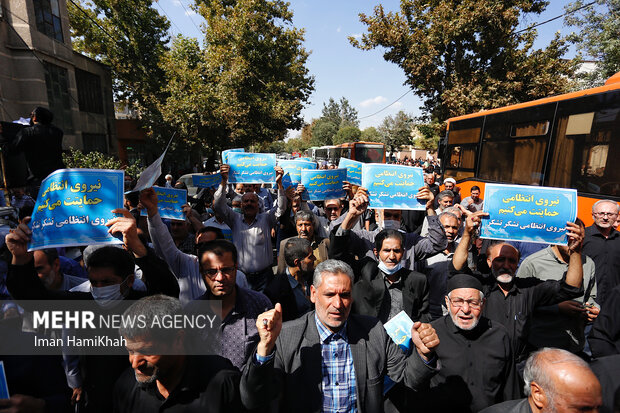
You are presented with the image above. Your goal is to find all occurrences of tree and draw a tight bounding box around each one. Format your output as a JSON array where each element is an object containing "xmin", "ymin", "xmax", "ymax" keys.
[
  {"xmin": 412, "ymin": 123, "xmax": 441, "ymax": 151},
  {"xmin": 350, "ymin": 1, "xmax": 577, "ymax": 123},
  {"xmin": 377, "ymin": 111, "xmax": 413, "ymax": 152},
  {"xmin": 68, "ymin": 0, "xmax": 170, "ymax": 117},
  {"xmin": 159, "ymin": 0, "xmax": 314, "ymax": 151},
  {"xmin": 63, "ymin": 148, "xmax": 142, "ymax": 178},
  {"xmin": 361, "ymin": 126, "xmax": 381, "ymax": 141},
  {"xmin": 311, "ymin": 119, "xmax": 338, "ymax": 146},
  {"xmin": 565, "ymin": 0, "xmax": 620, "ymax": 88},
  {"xmin": 333, "ymin": 126, "xmax": 362, "ymax": 145},
  {"xmin": 321, "ymin": 97, "xmax": 359, "ymax": 129}
]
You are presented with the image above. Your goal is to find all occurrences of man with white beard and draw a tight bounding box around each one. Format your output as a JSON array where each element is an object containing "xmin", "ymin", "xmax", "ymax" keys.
[
  {"xmin": 450, "ymin": 212, "xmax": 587, "ymax": 366},
  {"xmin": 418, "ymin": 274, "xmax": 519, "ymax": 412}
]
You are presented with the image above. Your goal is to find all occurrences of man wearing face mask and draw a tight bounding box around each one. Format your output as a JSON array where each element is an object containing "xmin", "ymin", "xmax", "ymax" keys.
[
  {"xmin": 330, "ymin": 187, "xmax": 447, "ymax": 273},
  {"xmin": 349, "ymin": 229, "xmax": 431, "ymax": 323},
  {"xmin": 5, "ymin": 211, "xmax": 179, "ymax": 413}
]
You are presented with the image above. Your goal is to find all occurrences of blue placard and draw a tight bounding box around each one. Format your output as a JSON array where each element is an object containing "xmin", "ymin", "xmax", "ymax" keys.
[
  {"xmin": 277, "ymin": 160, "xmax": 317, "ymax": 183},
  {"xmin": 29, "ymin": 169, "xmax": 124, "ymax": 251},
  {"xmin": 281, "ymin": 173, "xmax": 294, "ymax": 190},
  {"xmin": 140, "ymin": 186, "xmax": 186, "ymax": 220},
  {"xmin": 297, "ymin": 157, "xmax": 313, "ymax": 162},
  {"xmin": 0, "ymin": 361, "xmax": 8, "ymax": 399},
  {"xmin": 384, "ymin": 311, "xmax": 414, "ymax": 353},
  {"xmin": 301, "ymin": 169, "xmax": 346, "ymax": 201},
  {"xmin": 221, "ymin": 148, "xmax": 244, "ymax": 164},
  {"xmin": 227, "ymin": 153, "xmax": 277, "ymax": 184},
  {"xmin": 480, "ymin": 184, "xmax": 578, "ymax": 245},
  {"xmin": 361, "ymin": 164, "xmax": 426, "ymax": 210},
  {"xmin": 338, "ymin": 158, "xmax": 363, "ymax": 186},
  {"xmin": 192, "ymin": 173, "xmax": 221, "ymax": 188}
]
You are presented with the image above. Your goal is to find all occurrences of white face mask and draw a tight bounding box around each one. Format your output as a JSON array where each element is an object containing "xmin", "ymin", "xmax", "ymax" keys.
[
  {"xmin": 380, "ymin": 219, "xmax": 400, "ymax": 230},
  {"xmin": 90, "ymin": 278, "xmax": 129, "ymax": 308},
  {"xmin": 377, "ymin": 260, "xmax": 403, "ymax": 275}
]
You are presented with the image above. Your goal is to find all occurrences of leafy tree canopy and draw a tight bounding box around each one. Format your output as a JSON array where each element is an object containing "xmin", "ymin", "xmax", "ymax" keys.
[
  {"xmin": 321, "ymin": 97, "xmax": 359, "ymax": 129},
  {"xmin": 377, "ymin": 110, "xmax": 413, "ymax": 152},
  {"xmin": 565, "ymin": 0, "xmax": 620, "ymax": 87},
  {"xmin": 351, "ymin": 0, "xmax": 577, "ymax": 123},
  {"xmin": 333, "ymin": 126, "xmax": 362, "ymax": 145}
]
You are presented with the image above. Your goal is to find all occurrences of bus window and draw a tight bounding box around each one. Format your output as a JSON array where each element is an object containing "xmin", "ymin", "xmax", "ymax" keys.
[
  {"xmin": 448, "ymin": 127, "xmax": 482, "ymax": 144},
  {"xmin": 448, "ymin": 146, "xmax": 476, "ymax": 169},
  {"xmin": 479, "ymin": 138, "xmax": 547, "ymax": 185},
  {"xmin": 510, "ymin": 120, "xmax": 549, "ymax": 137},
  {"xmin": 548, "ymin": 95, "xmax": 620, "ymax": 196},
  {"xmin": 354, "ymin": 144, "xmax": 384, "ymax": 163}
]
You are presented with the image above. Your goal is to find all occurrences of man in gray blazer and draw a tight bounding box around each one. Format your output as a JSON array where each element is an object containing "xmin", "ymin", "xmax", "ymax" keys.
[{"xmin": 241, "ymin": 259, "xmax": 440, "ymax": 412}]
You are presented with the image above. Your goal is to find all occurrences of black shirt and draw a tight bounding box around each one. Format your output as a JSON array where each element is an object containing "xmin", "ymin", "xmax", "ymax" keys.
[
  {"xmin": 419, "ymin": 316, "xmax": 519, "ymax": 412},
  {"xmin": 449, "ymin": 261, "xmax": 583, "ymax": 362},
  {"xmin": 113, "ymin": 355, "xmax": 243, "ymax": 412},
  {"xmin": 589, "ymin": 284, "xmax": 620, "ymax": 358},
  {"xmin": 582, "ymin": 225, "xmax": 620, "ymax": 305}
]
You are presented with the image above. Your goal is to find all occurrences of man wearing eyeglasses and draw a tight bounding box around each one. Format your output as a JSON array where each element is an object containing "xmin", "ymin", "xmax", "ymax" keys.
[
  {"xmin": 188, "ymin": 239, "xmax": 272, "ymax": 370},
  {"xmin": 418, "ymin": 274, "xmax": 519, "ymax": 412},
  {"xmin": 583, "ymin": 199, "xmax": 620, "ymax": 305}
]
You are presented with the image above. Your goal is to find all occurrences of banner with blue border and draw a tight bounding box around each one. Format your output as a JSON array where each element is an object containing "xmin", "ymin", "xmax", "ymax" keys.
[
  {"xmin": 29, "ymin": 169, "xmax": 124, "ymax": 251},
  {"xmin": 140, "ymin": 186, "xmax": 186, "ymax": 220},
  {"xmin": 227, "ymin": 153, "xmax": 276, "ymax": 184},
  {"xmin": 361, "ymin": 164, "xmax": 426, "ymax": 210},
  {"xmin": 277, "ymin": 160, "xmax": 316, "ymax": 184},
  {"xmin": 192, "ymin": 173, "xmax": 221, "ymax": 189},
  {"xmin": 301, "ymin": 169, "xmax": 346, "ymax": 201},
  {"xmin": 338, "ymin": 158, "xmax": 363, "ymax": 186},
  {"xmin": 480, "ymin": 183, "xmax": 577, "ymax": 245},
  {"xmin": 221, "ymin": 148, "xmax": 244, "ymax": 164}
]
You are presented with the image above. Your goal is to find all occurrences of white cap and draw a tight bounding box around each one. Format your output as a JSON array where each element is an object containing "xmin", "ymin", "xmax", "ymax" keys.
[{"xmin": 444, "ymin": 178, "xmax": 456, "ymax": 185}]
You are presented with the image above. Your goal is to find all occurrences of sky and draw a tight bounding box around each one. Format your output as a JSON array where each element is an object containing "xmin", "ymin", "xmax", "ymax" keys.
[{"xmin": 156, "ymin": 0, "xmax": 576, "ymax": 135}]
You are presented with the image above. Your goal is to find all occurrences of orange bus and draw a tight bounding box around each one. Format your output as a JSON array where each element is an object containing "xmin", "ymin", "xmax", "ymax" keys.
[
  {"xmin": 333, "ymin": 141, "xmax": 386, "ymax": 163},
  {"xmin": 440, "ymin": 72, "xmax": 620, "ymax": 226}
]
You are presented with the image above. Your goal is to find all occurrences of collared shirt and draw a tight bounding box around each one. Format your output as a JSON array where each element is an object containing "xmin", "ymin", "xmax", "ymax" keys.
[
  {"xmin": 378, "ymin": 273, "xmax": 403, "ymax": 322},
  {"xmin": 583, "ymin": 225, "xmax": 620, "ymax": 305},
  {"xmin": 214, "ymin": 185, "xmax": 286, "ymax": 274},
  {"xmin": 426, "ymin": 315, "xmax": 519, "ymax": 412},
  {"xmin": 517, "ymin": 247, "xmax": 597, "ymax": 352},
  {"xmin": 315, "ymin": 315, "xmax": 357, "ymax": 413},
  {"xmin": 419, "ymin": 248, "xmax": 454, "ymax": 319},
  {"xmin": 285, "ymin": 268, "xmax": 312, "ymax": 316},
  {"xmin": 188, "ymin": 286, "xmax": 271, "ymax": 369}
]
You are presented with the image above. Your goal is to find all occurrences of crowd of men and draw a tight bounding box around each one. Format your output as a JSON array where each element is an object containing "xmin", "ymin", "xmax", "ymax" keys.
[{"xmin": 0, "ymin": 111, "xmax": 618, "ymax": 413}]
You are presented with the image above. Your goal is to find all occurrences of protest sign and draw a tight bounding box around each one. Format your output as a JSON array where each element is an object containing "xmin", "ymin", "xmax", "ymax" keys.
[
  {"xmin": 128, "ymin": 134, "xmax": 174, "ymax": 193},
  {"xmin": 29, "ymin": 169, "xmax": 124, "ymax": 251},
  {"xmin": 301, "ymin": 169, "xmax": 346, "ymax": 201},
  {"xmin": 0, "ymin": 361, "xmax": 8, "ymax": 399},
  {"xmin": 361, "ymin": 164, "xmax": 426, "ymax": 210},
  {"xmin": 140, "ymin": 186, "xmax": 186, "ymax": 220},
  {"xmin": 480, "ymin": 184, "xmax": 577, "ymax": 245},
  {"xmin": 338, "ymin": 158, "xmax": 363, "ymax": 186},
  {"xmin": 277, "ymin": 160, "xmax": 316, "ymax": 183},
  {"xmin": 192, "ymin": 173, "xmax": 221, "ymax": 188},
  {"xmin": 297, "ymin": 157, "xmax": 313, "ymax": 162},
  {"xmin": 221, "ymin": 148, "xmax": 244, "ymax": 164},
  {"xmin": 227, "ymin": 152, "xmax": 276, "ymax": 184},
  {"xmin": 281, "ymin": 173, "xmax": 294, "ymax": 190}
]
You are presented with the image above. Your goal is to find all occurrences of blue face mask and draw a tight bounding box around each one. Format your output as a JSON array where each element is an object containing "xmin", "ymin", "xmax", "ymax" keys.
[
  {"xmin": 377, "ymin": 260, "xmax": 403, "ymax": 275},
  {"xmin": 232, "ymin": 207, "xmax": 242, "ymax": 214},
  {"xmin": 206, "ymin": 208, "xmax": 214, "ymax": 215}
]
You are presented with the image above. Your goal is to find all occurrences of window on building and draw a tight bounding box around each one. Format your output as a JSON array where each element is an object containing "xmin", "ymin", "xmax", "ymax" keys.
[
  {"xmin": 34, "ymin": 0, "xmax": 63, "ymax": 42},
  {"xmin": 82, "ymin": 133, "xmax": 107, "ymax": 153},
  {"xmin": 75, "ymin": 69, "xmax": 104, "ymax": 114},
  {"xmin": 44, "ymin": 62, "xmax": 73, "ymax": 133}
]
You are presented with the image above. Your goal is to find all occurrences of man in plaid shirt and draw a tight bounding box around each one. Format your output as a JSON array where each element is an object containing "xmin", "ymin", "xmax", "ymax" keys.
[{"xmin": 241, "ymin": 259, "xmax": 440, "ymax": 412}]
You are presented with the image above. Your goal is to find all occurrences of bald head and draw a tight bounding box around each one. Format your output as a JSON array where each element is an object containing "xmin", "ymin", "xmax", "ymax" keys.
[{"xmin": 524, "ymin": 348, "xmax": 601, "ymax": 413}]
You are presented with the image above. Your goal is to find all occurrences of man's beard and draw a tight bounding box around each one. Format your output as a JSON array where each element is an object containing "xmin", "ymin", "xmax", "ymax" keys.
[
  {"xmin": 450, "ymin": 311, "xmax": 480, "ymax": 331},
  {"xmin": 491, "ymin": 266, "xmax": 514, "ymax": 284},
  {"xmin": 135, "ymin": 366, "xmax": 159, "ymax": 385}
]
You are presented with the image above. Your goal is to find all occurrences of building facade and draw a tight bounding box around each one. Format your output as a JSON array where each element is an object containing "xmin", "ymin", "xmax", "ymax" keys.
[{"xmin": 0, "ymin": 0, "xmax": 117, "ymax": 154}]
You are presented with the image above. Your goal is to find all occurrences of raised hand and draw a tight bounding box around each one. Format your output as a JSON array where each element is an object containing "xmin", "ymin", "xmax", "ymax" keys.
[
  {"xmin": 106, "ymin": 209, "xmax": 147, "ymax": 258},
  {"xmin": 464, "ymin": 210, "xmax": 489, "ymax": 235},
  {"xmin": 139, "ymin": 187, "xmax": 159, "ymax": 218},
  {"xmin": 256, "ymin": 303, "xmax": 283, "ymax": 357},
  {"xmin": 411, "ymin": 321, "xmax": 440, "ymax": 361},
  {"xmin": 5, "ymin": 217, "xmax": 33, "ymax": 265},
  {"xmin": 566, "ymin": 220, "xmax": 584, "ymax": 253},
  {"xmin": 220, "ymin": 164, "xmax": 230, "ymax": 185}
]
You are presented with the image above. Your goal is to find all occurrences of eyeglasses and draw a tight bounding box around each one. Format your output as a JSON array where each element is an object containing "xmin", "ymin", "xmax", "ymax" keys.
[
  {"xmin": 202, "ymin": 267, "xmax": 236, "ymax": 278},
  {"xmin": 448, "ymin": 297, "xmax": 482, "ymax": 309},
  {"xmin": 594, "ymin": 212, "xmax": 618, "ymax": 218}
]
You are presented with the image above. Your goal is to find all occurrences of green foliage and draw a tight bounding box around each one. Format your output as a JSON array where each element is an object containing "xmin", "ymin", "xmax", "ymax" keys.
[
  {"xmin": 159, "ymin": 0, "xmax": 315, "ymax": 151},
  {"xmin": 311, "ymin": 119, "xmax": 338, "ymax": 146},
  {"xmin": 321, "ymin": 97, "xmax": 359, "ymax": 129},
  {"xmin": 565, "ymin": 0, "xmax": 620, "ymax": 88},
  {"xmin": 62, "ymin": 148, "xmax": 143, "ymax": 178},
  {"xmin": 351, "ymin": 0, "xmax": 577, "ymax": 123},
  {"xmin": 68, "ymin": 0, "xmax": 170, "ymax": 116},
  {"xmin": 285, "ymin": 137, "xmax": 310, "ymax": 153},
  {"xmin": 333, "ymin": 126, "xmax": 362, "ymax": 145},
  {"xmin": 377, "ymin": 111, "xmax": 414, "ymax": 152},
  {"xmin": 412, "ymin": 123, "xmax": 441, "ymax": 151},
  {"xmin": 360, "ymin": 126, "xmax": 381, "ymax": 141}
]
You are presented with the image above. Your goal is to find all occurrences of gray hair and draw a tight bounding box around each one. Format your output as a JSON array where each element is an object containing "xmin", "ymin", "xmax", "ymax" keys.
[
  {"xmin": 592, "ymin": 199, "xmax": 620, "ymax": 214},
  {"xmin": 437, "ymin": 190, "xmax": 455, "ymax": 201},
  {"xmin": 313, "ymin": 259, "xmax": 354, "ymax": 287},
  {"xmin": 439, "ymin": 211, "xmax": 459, "ymax": 222},
  {"xmin": 523, "ymin": 348, "xmax": 592, "ymax": 399},
  {"xmin": 119, "ymin": 295, "xmax": 183, "ymax": 344}
]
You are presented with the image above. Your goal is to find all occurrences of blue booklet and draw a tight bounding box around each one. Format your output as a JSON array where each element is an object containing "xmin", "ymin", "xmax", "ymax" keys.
[
  {"xmin": 0, "ymin": 361, "xmax": 9, "ymax": 399},
  {"xmin": 383, "ymin": 311, "xmax": 414, "ymax": 394}
]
